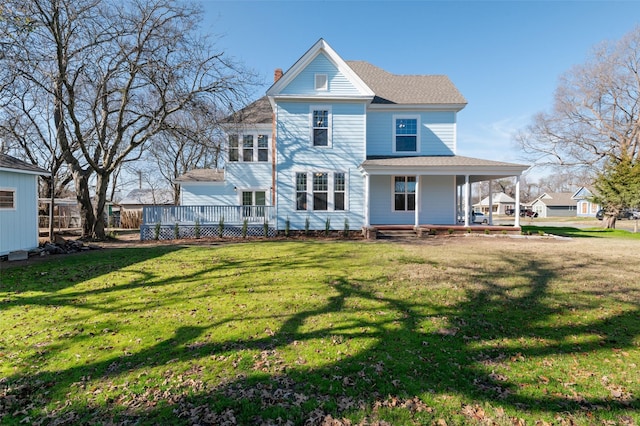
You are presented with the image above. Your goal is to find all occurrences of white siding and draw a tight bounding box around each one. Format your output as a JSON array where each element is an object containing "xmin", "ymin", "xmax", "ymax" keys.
[{"xmin": 0, "ymin": 171, "xmax": 40, "ymax": 255}]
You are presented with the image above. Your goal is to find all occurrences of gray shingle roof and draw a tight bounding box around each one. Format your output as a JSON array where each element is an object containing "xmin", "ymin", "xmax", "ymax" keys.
[
  {"xmin": 222, "ymin": 96, "xmax": 272, "ymax": 125},
  {"xmin": 0, "ymin": 154, "xmax": 49, "ymax": 175},
  {"xmin": 119, "ymin": 188, "xmax": 174, "ymax": 206},
  {"xmin": 174, "ymin": 169, "xmax": 225, "ymax": 183},
  {"xmin": 346, "ymin": 61, "xmax": 467, "ymax": 105},
  {"xmin": 535, "ymin": 192, "xmax": 577, "ymax": 207}
]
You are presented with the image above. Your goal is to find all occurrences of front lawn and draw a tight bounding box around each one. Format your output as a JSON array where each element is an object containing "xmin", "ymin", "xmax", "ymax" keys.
[{"xmin": 1, "ymin": 238, "xmax": 638, "ymax": 425}]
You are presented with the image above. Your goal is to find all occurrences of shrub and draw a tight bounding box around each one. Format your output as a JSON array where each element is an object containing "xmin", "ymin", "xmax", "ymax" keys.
[
  {"xmin": 218, "ymin": 216, "xmax": 224, "ymax": 238},
  {"xmin": 325, "ymin": 218, "xmax": 331, "ymax": 237},
  {"xmin": 242, "ymin": 219, "xmax": 248, "ymax": 238},
  {"xmin": 284, "ymin": 217, "xmax": 290, "ymax": 237},
  {"xmin": 305, "ymin": 217, "xmax": 310, "ymax": 236},
  {"xmin": 174, "ymin": 222, "xmax": 179, "ymax": 239},
  {"xmin": 343, "ymin": 218, "xmax": 349, "ymax": 238},
  {"xmin": 263, "ymin": 220, "xmax": 269, "ymax": 238},
  {"xmin": 154, "ymin": 222, "xmax": 161, "ymax": 240},
  {"xmin": 194, "ymin": 219, "xmax": 201, "ymax": 238}
]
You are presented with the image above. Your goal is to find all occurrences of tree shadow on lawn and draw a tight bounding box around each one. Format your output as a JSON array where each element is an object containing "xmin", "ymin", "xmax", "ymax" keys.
[{"xmin": 2, "ymin": 244, "xmax": 639, "ymax": 425}]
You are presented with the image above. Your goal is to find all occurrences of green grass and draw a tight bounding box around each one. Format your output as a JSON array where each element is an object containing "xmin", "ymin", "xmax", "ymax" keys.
[
  {"xmin": 1, "ymin": 239, "xmax": 639, "ymax": 425},
  {"xmin": 523, "ymin": 225, "xmax": 640, "ymax": 239}
]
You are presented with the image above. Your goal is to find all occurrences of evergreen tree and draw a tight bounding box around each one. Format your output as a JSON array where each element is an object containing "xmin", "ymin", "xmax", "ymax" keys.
[{"xmin": 592, "ymin": 155, "xmax": 640, "ymax": 228}]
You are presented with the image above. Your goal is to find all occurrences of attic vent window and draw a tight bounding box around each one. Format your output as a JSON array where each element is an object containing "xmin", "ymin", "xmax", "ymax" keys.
[{"xmin": 315, "ymin": 74, "xmax": 328, "ymax": 91}]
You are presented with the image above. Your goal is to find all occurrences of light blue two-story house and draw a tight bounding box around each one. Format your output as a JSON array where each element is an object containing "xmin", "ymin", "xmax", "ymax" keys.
[{"xmin": 145, "ymin": 39, "xmax": 528, "ymax": 239}]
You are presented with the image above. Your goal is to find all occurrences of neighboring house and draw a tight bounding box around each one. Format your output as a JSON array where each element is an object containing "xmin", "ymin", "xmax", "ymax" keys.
[
  {"xmin": 530, "ymin": 192, "xmax": 577, "ymax": 218},
  {"xmin": 473, "ymin": 192, "xmax": 516, "ymax": 215},
  {"xmin": 150, "ymin": 39, "xmax": 529, "ymax": 238},
  {"xmin": 120, "ymin": 188, "xmax": 174, "ymax": 213},
  {"xmin": 0, "ymin": 154, "xmax": 49, "ymax": 255},
  {"xmin": 572, "ymin": 186, "xmax": 600, "ymax": 218}
]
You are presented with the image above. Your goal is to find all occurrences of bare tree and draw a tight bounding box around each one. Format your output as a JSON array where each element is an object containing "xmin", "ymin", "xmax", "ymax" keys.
[
  {"xmin": 148, "ymin": 101, "xmax": 225, "ymax": 204},
  {"xmin": 0, "ymin": 0, "xmax": 254, "ymax": 239},
  {"xmin": 515, "ymin": 26, "xmax": 640, "ymax": 227}
]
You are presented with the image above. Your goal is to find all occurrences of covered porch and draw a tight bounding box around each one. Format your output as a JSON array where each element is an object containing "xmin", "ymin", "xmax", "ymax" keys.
[{"xmin": 359, "ymin": 155, "xmax": 530, "ymax": 230}]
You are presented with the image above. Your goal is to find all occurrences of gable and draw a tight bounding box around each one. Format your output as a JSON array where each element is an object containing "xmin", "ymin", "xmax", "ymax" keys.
[
  {"xmin": 267, "ymin": 39, "xmax": 374, "ymax": 101},
  {"xmin": 280, "ymin": 52, "xmax": 363, "ymax": 97}
]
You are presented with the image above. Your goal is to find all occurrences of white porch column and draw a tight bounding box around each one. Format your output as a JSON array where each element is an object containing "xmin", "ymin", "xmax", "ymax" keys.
[
  {"xmin": 514, "ymin": 176, "xmax": 521, "ymax": 228},
  {"xmin": 363, "ymin": 173, "xmax": 370, "ymax": 227},
  {"xmin": 488, "ymin": 180, "xmax": 493, "ymax": 225},
  {"xmin": 464, "ymin": 175, "xmax": 470, "ymax": 227},
  {"xmin": 414, "ymin": 175, "xmax": 420, "ymax": 227}
]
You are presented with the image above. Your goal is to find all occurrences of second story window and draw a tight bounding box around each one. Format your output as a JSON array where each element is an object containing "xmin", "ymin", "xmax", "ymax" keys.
[
  {"xmin": 229, "ymin": 133, "xmax": 269, "ymax": 162},
  {"xmin": 311, "ymin": 107, "xmax": 331, "ymax": 147},
  {"xmin": 229, "ymin": 135, "xmax": 239, "ymax": 162},
  {"xmin": 394, "ymin": 117, "xmax": 418, "ymax": 153},
  {"xmin": 243, "ymin": 135, "xmax": 254, "ymax": 162}
]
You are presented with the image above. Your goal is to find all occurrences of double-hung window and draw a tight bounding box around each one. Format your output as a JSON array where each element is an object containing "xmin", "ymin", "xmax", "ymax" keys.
[
  {"xmin": 296, "ymin": 173, "xmax": 308, "ymax": 211},
  {"xmin": 229, "ymin": 135, "xmax": 239, "ymax": 162},
  {"xmin": 313, "ymin": 172, "xmax": 328, "ymax": 211},
  {"xmin": 394, "ymin": 116, "xmax": 419, "ymax": 153},
  {"xmin": 228, "ymin": 133, "xmax": 269, "ymax": 162},
  {"xmin": 311, "ymin": 107, "xmax": 331, "ymax": 147},
  {"xmin": 394, "ymin": 176, "xmax": 416, "ymax": 211},
  {"xmin": 334, "ymin": 173, "xmax": 345, "ymax": 211},
  {"xmin": 0, "ymin": 189, "xmax": 15, "ymax": 209},
  {"xmin": 295, "ymin": 172, "xmax": 346, "ymax": 211}
]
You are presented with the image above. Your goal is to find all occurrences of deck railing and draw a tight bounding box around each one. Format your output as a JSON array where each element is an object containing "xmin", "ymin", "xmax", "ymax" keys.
[{"xmin": 142, "ymin": 205, "xmax": 275, "ymax": 226}]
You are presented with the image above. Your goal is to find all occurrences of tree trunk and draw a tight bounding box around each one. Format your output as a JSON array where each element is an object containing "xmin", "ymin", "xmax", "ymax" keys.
[{"xmin": 602, "ymin": 215, "xmax": 617, "ymax": 229}]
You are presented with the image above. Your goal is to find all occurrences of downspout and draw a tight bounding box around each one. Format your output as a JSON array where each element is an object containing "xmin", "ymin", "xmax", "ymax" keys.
[{"xmin": 272, "ymin": 69, "xmax": 283, "ymax": 231}]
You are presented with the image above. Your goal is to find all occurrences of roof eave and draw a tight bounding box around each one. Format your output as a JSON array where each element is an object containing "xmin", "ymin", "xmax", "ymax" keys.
[
  {"xmin": 368, "ymin": 103, "xmax": 467, "ymax": 112},
  {"xmin": 0, "ymin": 166, "xmax": 49, "ymax": 176}
]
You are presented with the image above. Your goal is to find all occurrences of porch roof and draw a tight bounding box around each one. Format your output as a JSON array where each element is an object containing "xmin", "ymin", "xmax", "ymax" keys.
[{"xmin": 360, "ymin": 155, "xmax": 529, "ymax": 182}]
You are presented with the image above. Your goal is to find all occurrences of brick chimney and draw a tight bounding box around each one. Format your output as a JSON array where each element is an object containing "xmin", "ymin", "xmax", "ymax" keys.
[{"xmin": 274, "ymin": 68, "xmax": 283, "ymax": 83}]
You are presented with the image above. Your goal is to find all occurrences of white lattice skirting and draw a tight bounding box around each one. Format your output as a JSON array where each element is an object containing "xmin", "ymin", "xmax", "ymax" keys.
[{"xmin": 140, "ymin": 224, "xmax": 277, "ymax": 241}]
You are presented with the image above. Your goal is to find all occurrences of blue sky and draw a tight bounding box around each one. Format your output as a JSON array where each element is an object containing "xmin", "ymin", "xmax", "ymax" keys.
[{"xmin": 199, "ymin": 0, "xmax": 640, "ymax": 177}]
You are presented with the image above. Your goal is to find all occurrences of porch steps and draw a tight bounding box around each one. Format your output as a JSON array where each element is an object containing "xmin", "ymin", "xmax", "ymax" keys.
[{"xmin": 376, "ymin": 228, "xmax": 418, "ymax": 240}]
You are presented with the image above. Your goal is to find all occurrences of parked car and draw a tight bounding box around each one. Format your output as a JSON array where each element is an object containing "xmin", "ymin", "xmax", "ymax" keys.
[
  {"xmin": 596, "ymin": 209, "xmax": 635, "ymax": 220},
  {"xmin": 472, "ymin": 211, "xmax": 488, "ymax": 224},
  {"xmin": 520, "ymin": 209, "xmax": 538, "ymax": 218}
]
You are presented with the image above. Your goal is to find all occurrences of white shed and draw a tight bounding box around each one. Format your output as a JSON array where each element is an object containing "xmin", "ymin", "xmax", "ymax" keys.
[{"xmin": 0, "ymin": 154, "xmax": 49, "ymax": 256}]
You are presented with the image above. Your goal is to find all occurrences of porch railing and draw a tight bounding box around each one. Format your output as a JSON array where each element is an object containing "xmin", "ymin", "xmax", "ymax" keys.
[{"xmin": 142, "ymin": 205, "xmax": 275, "ymax": 226}]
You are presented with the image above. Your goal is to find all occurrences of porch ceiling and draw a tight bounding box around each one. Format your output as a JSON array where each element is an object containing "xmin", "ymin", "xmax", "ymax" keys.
[{"xmin": 359, "ymin": 155, "xmax": 529, "ymax": 182}]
